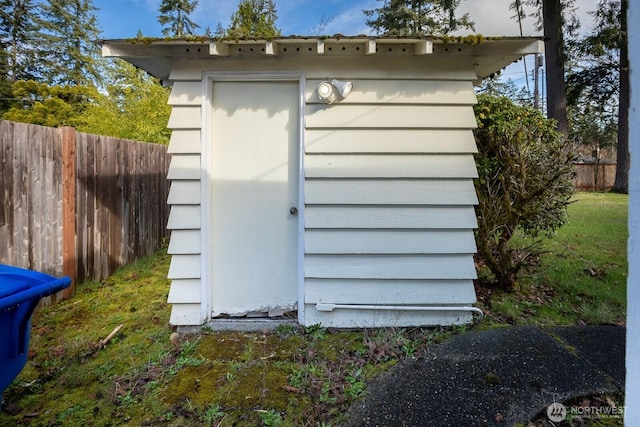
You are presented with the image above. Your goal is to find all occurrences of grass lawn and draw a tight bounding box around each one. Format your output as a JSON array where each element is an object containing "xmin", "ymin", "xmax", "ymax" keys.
[
  {"xmin": 477, "ymin": 192, "xmax": 627, "ymax": 327},
  {"xmin": 0, "ymin": 192, "xmax": 628, "ymax": 426}
]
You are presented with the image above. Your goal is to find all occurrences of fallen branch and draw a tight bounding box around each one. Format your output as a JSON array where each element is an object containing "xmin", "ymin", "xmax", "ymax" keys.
[{"xmin": 99, "ymin": 323, "xmax": 124, "ymax": 349}]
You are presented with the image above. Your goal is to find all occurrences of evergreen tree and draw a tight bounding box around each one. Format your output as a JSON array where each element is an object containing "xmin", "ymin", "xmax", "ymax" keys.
[
  {"xmin": 158, "ymin": 0, "xmax": 200, "ymax": 37},
  {"xmin": 225, "ymin": 0, "xmax": 280, "ymax": 39},
  {"xmin": 476, "ymin": 75, "xmax": 533, "ymax": 107},
  {"xmin": 39, "ymin": 0, "xmax": 102, "ymax": 86},
  {"xmin": 364, "ymin": 0, "xmax": 474, "ymax": 36},
  {"xmin": 0, "ymin": 43, "xmax": 13, "ymax": 114},
  {"xmin": 567, "ymin": 0, "xmax": 628, "ymax": 192},
  {"xmin": 511, "ymin": 0, "xmax": 580, "ymax": 137},
  {"xmin": 0, "ymin": 0, "xmax": 41, "ymax": 82}
]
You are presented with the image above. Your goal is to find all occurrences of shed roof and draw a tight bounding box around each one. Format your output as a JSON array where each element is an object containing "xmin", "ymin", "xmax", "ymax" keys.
[{"xmin": 100, "ymin": 36, "xmax": 543, "ymax": 84}]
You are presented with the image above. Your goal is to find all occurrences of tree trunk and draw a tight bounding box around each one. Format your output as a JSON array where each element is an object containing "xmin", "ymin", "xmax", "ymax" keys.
[
  {"xmin": 612, "ymin": 0, "xmax": 629, "ymax": 193},
  {"xmin": 543, "ymin": 0, "xmax": 568, "ymax": 137}
]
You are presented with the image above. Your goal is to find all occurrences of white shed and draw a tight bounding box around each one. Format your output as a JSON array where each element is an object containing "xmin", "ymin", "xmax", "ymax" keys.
[{"xmin": 102, "ymin": 36, "xmax": 542, "ymax": 329}]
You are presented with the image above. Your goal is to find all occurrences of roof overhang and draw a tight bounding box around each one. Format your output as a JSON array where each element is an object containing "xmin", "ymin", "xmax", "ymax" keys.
[{"xmin": 99, "ymin": 36, "xmax": 543, "ymax": 85}]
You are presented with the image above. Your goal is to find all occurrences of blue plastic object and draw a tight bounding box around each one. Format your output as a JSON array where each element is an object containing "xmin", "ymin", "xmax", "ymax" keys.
[{"xmin": 0, "ymin": 264, "xmax": 71, "ymax": 401}]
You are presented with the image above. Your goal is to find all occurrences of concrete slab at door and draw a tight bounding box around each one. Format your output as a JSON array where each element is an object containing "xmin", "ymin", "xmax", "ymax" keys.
[{"xmin": 209, "ymin": 80, "xmax": 299, "ymax": 316}]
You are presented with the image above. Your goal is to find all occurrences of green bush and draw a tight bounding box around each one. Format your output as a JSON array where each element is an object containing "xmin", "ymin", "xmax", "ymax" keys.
[{"xmin": 473, "ymin": 95, "xmax": 576, "ymax": 291}]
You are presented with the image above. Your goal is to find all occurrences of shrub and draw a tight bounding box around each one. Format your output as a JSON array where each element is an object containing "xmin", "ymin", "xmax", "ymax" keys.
[{"xmin": 473, "ymin": 95, "xmax": 576, "ymax": 291}]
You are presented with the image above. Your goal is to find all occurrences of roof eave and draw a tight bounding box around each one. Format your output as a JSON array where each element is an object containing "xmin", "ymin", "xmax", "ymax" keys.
[{"xmin": 100, "ymin": 36, "xmax": 543, "ymax": 84}]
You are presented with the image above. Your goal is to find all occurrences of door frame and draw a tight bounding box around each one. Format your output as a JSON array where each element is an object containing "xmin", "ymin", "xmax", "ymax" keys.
[{"xmin": 200, "ymin": 71, "xmax": 306, "ymax": 324}]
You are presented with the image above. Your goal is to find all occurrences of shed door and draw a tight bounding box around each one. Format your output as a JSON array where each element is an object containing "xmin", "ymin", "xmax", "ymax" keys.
[{"xmin": 209, "ymin": 80, "xmax": 299, "ymax": 317}]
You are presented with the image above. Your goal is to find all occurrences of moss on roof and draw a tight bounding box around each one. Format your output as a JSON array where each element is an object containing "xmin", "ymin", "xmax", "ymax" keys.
[{"xmin": 115, "ymin": 34, "xmax": 526, "ymax": 46}]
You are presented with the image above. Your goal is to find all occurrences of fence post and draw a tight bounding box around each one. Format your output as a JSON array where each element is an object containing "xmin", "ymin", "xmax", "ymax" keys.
[{"xmin": 61, "ymin": 127, "xmax": 76, "ymax": 297}]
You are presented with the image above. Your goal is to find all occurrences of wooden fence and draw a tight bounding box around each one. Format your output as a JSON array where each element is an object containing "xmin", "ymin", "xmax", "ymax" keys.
[
  {"xmin": 574, "ymin": 162, "xmax": 617, "ymax": 191},
  {"xmin": 0, "ymin": 120, "xmax": 171, "ymax": 304}
]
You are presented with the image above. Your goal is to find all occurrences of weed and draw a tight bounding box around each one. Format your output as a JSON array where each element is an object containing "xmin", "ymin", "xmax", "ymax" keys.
[
  {"xmin": 305, "ymin": 323, "xmax": 327, "ymax": 340},
  {"xmin": 145, "ymin": 379, "xmax": 160, "ymax": 391},
  {"xmin": 118, "ymin": 390, "xmax": 138, "ymax": 409},
  {"xmin": 276, "ymin": 323, "xmax": 297, "ymax": 337},
  {"xmin": 401, "ymin": 340, "xmax": 417, "ymax": 359},
  {"xmin": 181, "ymin": 338, "xmax": 199, "ymax": 355},
  {"xmin": 345, "ymin": 368, "xmax": 366, "ymax": 400},
  {"xmin": 288, "ymin": 365, "xmax": 306, "ymax": 388},
  {"xmin": 319, "ymin": 382, "xmax": 337, "ymax": 404},
  {"xmin": 56, "ymin": 405, "xmax": 83, "ymax": 422},
  {"xmin": 257, "ymin": 408, "xmax": 283, "ymax": 427},
  {"xmin": 203, "ymin": 404, "xmax": 225, "ymax": 426}
]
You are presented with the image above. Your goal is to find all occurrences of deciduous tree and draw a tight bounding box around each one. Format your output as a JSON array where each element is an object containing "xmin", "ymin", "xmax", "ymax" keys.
[{"xmin": 473, "ymin": 95, "xmax": 576, "ymax": 291}]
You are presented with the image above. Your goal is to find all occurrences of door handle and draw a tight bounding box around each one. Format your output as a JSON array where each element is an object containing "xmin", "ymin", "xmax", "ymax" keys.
[{"xmin": 289, "ymin": 207, "xmax": 298, "ymax": 215}]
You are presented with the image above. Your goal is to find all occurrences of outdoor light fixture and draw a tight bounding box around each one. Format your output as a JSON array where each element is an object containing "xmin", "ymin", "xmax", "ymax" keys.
[{"xmin": 317, "ymin": 79, "xmax": 353, "ymax": 104}]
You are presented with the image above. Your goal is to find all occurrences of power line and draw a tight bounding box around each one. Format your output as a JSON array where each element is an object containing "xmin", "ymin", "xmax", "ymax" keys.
[{"xmin": 515, "ymin": 0, "xmax": 531, "ymax": 95}]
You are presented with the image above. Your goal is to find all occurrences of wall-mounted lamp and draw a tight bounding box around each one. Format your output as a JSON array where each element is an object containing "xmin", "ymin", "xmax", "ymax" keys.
[{"xmin": 317, "ymin": 79, "xmax": 353, "ymax": 104}]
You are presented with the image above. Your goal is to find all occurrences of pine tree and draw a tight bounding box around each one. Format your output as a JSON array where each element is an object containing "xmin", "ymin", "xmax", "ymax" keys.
[
  {"xmin": 158, "ymin": 0, "xmax": 200, "ymax": 38},
  {"xmin": 0, "ymin": 42, "xmax": 13, "ymax": 114},
  {"xmin": 0, "ymin": 0, "xmax": 41, "ymax": 82},
  {"xmin": 364, "ymin": 0, "xmax": 474, "ymax": 36},
  {"xmin": 567, "ymin": 0, "xmax": 628, "ymax": 192},
  {"xmin": 225, "ymin": 0, "xmax": 280, "ymax": 39},
  {"xmin": 39, "ymin": 0, "xmax": 102, "ymax": 86}
]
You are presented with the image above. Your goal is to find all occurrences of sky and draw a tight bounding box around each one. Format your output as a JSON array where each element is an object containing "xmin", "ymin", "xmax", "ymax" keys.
[
  {"xmin": 94, "ymin": 0, "xmax": 600, "ymax": 39},
  {"xmin": 94, "ymin": 0, "xmax": 600, "ymax": 89}
]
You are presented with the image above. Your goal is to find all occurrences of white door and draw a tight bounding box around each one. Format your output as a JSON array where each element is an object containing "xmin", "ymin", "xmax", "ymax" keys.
[{"xmin": 208, "ymin": 80, "xmax": 300, "ymax": 317}]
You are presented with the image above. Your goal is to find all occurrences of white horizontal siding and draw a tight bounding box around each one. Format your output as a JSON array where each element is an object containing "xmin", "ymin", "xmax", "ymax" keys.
[
  {"xmin": 168, "ymin": 254, "xmax": 201, "ymax": 279},
  {"xmin": 169, "ymin": 82, "xmax": 203, "ymax": 106},
  {"xmin": 305, "ymin": 254, "xmax": 477, "ymax": 280},
  {"xmin": 168, "ymin": 57, "xmax": 478, "ymax": 81},
  {"xmin": 305, "ymin": 80, "xmax": 476, "ymax": 104},
  {"xmin": 306, "ymin": 105, "xmax": 477, "ymax": 129},
  {"xmin": 301, "ymin": 74, "xmax": 479, "ymax": 327},
  {"xmin": 168, "ymin": 180, "xmax": 200, "ymax": 204},
  {"xmin": 305, "ymin": 279, "xmax": 476, "ymax": 305},
  {"xmin": 168, "ymin": 129, "xmax": 201, "ymax": 154},
  {"xmin": 303, "ymin": 305, "xmax": 472, "ymax": 328},
  {"xmin": 162, "ymin": 59, "xmax": 482, "ymax": 328},
  {"xmin": 305, "ymin": 179, "xmax": 478, "ymax": 205},
  {"xmin": 167, "ymin": 279, "xmax": 201, "ymax": 303},
  {"xmin": 306, "ymin": 129, "xmax": 477, "ymax": 154},
  {"xmin": 167, "ymin": 205, "xmax": 201, "ymax": 229},
  {"xmin": 165, "ymin": 76, "xmax": 205, "ymax": 327},
  {"xmin": 305, "ymin": 229, "xmax": 476, "ymax": 254},
  {"xmin": 170, "ymin": 303, "xmax": 203, "ymax": 326},
  {"xmin": 168, "ymin": 106, "xmax": 202, "ymax": 129},
  {"xmin": 168, "ymin": 230, "xmax": 201, "ymax": 254},
  {"xmin": 304, "ymin": 206, "xmax": 478, "ymax": 229},
  {"xmin": 167, "ymin": 154, "xmax": 200, "ymax": 180},
  {"xmin": 305, "ymin": 155, "xmax": 478, "ymax": 179}
]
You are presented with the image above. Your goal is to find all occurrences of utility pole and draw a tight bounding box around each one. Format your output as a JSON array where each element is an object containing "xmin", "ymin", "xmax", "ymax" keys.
[{"xmin": 533, "ymin": 54, "xmax": 543, "ymax": 110}]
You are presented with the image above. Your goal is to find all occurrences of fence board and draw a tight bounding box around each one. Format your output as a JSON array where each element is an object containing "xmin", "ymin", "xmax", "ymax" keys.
[
  {"xmin": 0, "ymin": 121, "xmax": 171, "ymax": 298},
  {"xmin": 574, "ymin": 162, "xmax": 616, "ymax": 191}
]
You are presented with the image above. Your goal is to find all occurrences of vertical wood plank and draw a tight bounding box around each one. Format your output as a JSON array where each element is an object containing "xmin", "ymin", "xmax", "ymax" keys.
[
  {"xmin": 0, "ymin": 121, "xmax": 15, "ymax": 264},
  {"xmin": 61, "ymin": 127, "xmax": 76, "ymax": 297},
  {"xmin": 1, "ymin": 121, "xmax": 171, "ymax": 292}
]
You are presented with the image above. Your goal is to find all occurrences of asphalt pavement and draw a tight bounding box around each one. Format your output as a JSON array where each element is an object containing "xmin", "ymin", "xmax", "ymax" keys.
[{"xmin": 344, "ymin": 325, "xmax": 625, "ymax": 427}]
